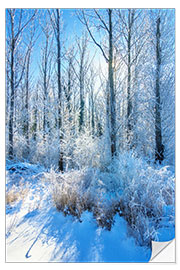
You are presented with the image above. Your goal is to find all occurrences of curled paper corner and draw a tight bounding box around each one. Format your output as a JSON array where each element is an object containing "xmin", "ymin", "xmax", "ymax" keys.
[{"xmin": 150, "ymin": 239, "xmax": 175, "ymax": 262}]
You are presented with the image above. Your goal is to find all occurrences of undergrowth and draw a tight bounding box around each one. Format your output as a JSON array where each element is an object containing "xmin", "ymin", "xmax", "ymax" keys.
[
  {"xmin": 45, "ymin": 152, "xmax": 175, "ymax": 246},
  {"xmin": 6, "ymin": 183, "xmax": 29, "ymax": 205},
  {"xmin": 5, "ymin": 154, "xmax": 175, "ymax": 247}
]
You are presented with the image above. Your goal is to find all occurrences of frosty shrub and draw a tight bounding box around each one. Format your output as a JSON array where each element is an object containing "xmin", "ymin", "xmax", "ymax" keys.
[
  {"xmin": 6, "ymin": 183, "xmax": 28, "ymax": 205},
  {"xmin": 13, "ymin": 134, "xmax": 29, "ymax": 161},
  {"xmin": 73, "ymin": 129, "xmax": 112, "ymax": 170},
  {"xmin": 117, "ymin": 152, "xmax": 175, "ymax": 245},
  {"xmin": 29, "ymin": 134, "xmax": 60, "ymax": 168},
  {"xmin": 92, "ymin": 196, "xmax": 121, "ymax": 231},
  {"xmin": 46, "ymin": 167, "xmax": 121, "ymax": 229},
  {"xmin": 47, "ymin": 168, "xmax": 95, "ymax": 219},
  {"xmin": 46, "ymin": 152, "xmax": 175, "ymax": 242}
]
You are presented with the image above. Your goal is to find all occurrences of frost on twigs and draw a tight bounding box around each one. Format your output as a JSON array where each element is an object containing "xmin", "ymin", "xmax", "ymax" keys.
[
  {"xmin": 44, "ymin": 152, "xmax": 175, "ymax": 245},
  {"xmin": 46, "ymin": 168, "xmax": 120, "ymax": 228},
  {"xmin": 117, "ymin": 153, "xmax": 175, "ymax": 246}
]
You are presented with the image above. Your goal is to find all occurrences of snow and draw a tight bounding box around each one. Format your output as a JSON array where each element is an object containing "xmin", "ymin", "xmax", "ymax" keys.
[
  {"xmin": 156, "ymin": 205, "xmax": 175, "ymax": 242},
  {"xmin": 6, "ymin": 206, "xmax": 151, "ymax": 262},
  {"xmin": 6, "ymin": 160, "xmax": 175, "ymax": 262},
  {"xmin": 6, "ymin": 161, "xmax": 151, "ymax": 262}
]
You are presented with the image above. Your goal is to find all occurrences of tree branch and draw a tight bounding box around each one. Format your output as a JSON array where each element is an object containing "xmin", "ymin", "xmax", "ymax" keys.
[
  {"xmin": 14, "ymin": 10, "xmax": 37, "ymax": 42},
  {"xmin": 77, "ymin": 10, "xmax": 109, "ymax": 63},
  {"xmin": 93, "ymin": 9, "xmax": 109, "ymax": 33}
]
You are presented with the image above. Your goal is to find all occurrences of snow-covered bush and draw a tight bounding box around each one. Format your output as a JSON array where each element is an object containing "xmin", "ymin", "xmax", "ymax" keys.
[
  {"xmin": 13, "ymin": 134, "xmax": 29, "ymax": 161},
  {"xmin": 6, "ymin": 171, "xmax": 29, "ymax": 205},
  {"xmin": 6, "ymin": 185, "xmax": 29, "ymax": 205},
  {"xmin": 72, "ymin": 129, "xmax": 111, "ymax": 170},
  {"xmin": 29, "ymin": 133, "xmax": 60, "ymax": 168},
  {"xmin": 46, "ymin": 168, "xmax": 95, "ymax": 219},
  {"xmin": 46, "ymin": 167, "xmax": 120, "ymax": 228},
  {"xmin": 117, "ymin": 153, "xmax": 175, "ymax": 245},
  {"xmin": 45, "ymin": 152, "xmax": 175, "ymax": 245}
]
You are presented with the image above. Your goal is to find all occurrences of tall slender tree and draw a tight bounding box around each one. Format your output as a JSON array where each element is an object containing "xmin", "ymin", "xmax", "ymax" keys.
[
  {"xmin": 76, "ymin": 34, "xmax": 88, "ymax": 132},
  {"xmin": 23, "ymin": 22, "xmax": 38, "ymax": 155},
  {"xmin": 126, "ymin": 9, "xmax": 135, "ymax": 145},
  {"xmin": 78, "ymin": 8, "xmax": 116, "ymax": 157},
  {"xmin": 117, "ymin": 9, "xmax": 147, "ymax": 149},
  {"xmin": 48, "ymin": 9, "xmax": 64, "ymax": 171},
  {"xmin": 6, "ymin": 9, "xmax": 36, "ymax": 159},
  {"xmin": 154, "ymin": 16, "xmax": 164, "ymax": 163}
]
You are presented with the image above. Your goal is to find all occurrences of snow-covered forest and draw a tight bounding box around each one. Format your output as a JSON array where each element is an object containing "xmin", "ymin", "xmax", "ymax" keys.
[{"xmin": 6, "ymin": 8, "xmax": 175, "ymax": 262}]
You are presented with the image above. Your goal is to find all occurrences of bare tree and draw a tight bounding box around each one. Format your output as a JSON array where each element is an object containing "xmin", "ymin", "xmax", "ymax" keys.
[
  {"xmin": 63, "ymin": 46, "xmax": 76, "ymax": 121},
  {"xmin": 39, "ymin": 19, "xmax": 54, "ymax": 141},
  {"xmin": 87, "ymin": 67, "xmax": 97, "ymax": 136},
  {"xmin": 77, "ymin": 9, "xmax": 116, "ymax": 157},
  {"xmin": 6, "ymin": 9, "xmax": 36, "ymax": 159},
  {"xmin": 117, "ymin": 9, "xmax": 148, "ymax": 149},
  {"xmin": 76, "ymin": 34, "xmax": 89, "ymax": 132},
  {"xmin": 23, "ymin": 22, "xmax": 39, "ymax": 155},
  {"xmin": 126, "ymin": 9, "xmax": 135, "ymax": 144},
  {"xmin": 48, "ymin": 9, "xmax": 64, "ymax": 171},
  {"xmin": 154, "ymin": 16, "xmax": 164, "ymax": 163}
]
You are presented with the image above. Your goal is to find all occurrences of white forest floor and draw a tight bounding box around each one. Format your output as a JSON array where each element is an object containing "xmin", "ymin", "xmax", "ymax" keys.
[
  {"xmin": 6, "ymin": 161, "xmax": 174, "ymax": 263},
  {"xmin": 6, "ymin": 162, "xmax": 152, "ymax": 262}
]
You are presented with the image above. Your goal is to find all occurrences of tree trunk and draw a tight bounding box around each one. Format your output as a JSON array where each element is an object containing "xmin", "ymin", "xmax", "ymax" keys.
[
  {"xmin": 24, "ymin": 51, "xmax": 30, "ymax": 154},
  {"xmin": 8, "ymin": 38, "xmax": 15, "ymax": 159},
  {"xmin": 108, "ymin": 9, "xmax": 116, "ymax": 156},
  {"xmin": 56, "ymin": 9, "xmax": 64, "ymax": 172},
  {"xmin": 67, "ymin": 61, "xmax": 72, "ymax": 117},
  {"xmin": 127, "ymin": 11, "xmax": 132, "ymax": 144},
  {"xmin": 155, "ymin": 17, "xmax": 164, "ymax": 163},
  {"xmin": 33, "ymin": 107, "xmax": 37, "ymax": 141},
  {"xmin": 91, "ymin": 92, "xmax": 95, "ymax": 136},
  {"xmin": 43, "ymin": 38, "xmax": 48, "ymax": 141},
  {"xmin": 79, "ymin": 74, "xmax": 84, "ymax": 132},
  {"xmin": 127, "ymin": 9, "xmax": 135, "ymax": 148},
  {"xmin": 79, "ymin": 41, "xmax": 86, "ymax": 132}
]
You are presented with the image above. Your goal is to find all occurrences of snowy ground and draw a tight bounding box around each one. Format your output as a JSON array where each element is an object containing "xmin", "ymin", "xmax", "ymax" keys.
[{"xmin": 6, "ymin": 161, "xmax": 152, "ymax": 262}]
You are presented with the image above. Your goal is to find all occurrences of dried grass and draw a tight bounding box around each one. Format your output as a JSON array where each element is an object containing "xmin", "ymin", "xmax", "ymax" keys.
[{"xmin": 6, "ymin": 184, "xmax": 28, "ymax": 205}]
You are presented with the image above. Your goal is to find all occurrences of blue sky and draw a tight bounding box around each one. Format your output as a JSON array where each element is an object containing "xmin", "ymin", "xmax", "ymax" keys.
[
  {"xmin": 61, "ymin": 9, "xmax": 83, "ymax": 39},
  {"xmin": 5, "ymin": 8, "xmax": 109, "ymax": 91}
]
